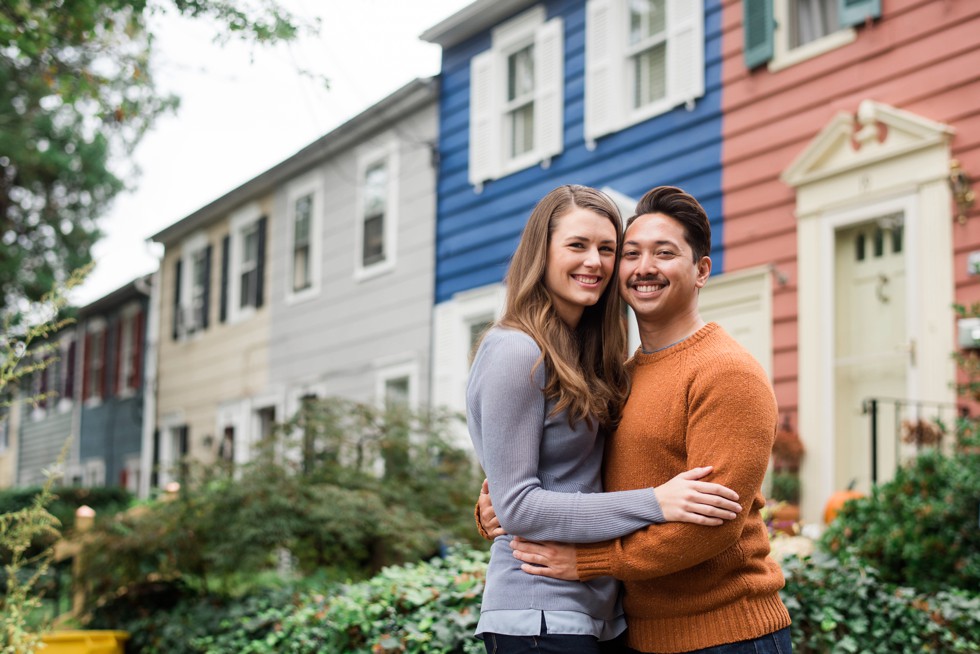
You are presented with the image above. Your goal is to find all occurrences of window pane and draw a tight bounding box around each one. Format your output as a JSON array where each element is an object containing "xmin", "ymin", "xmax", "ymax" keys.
[
  {"xmin": 509, "ymin": 103, "xmax": 535, "ymax": 157},
  {"xmin": 363, "ymin": 214, "xmax": 385, "ymax": 266},
  {"xmin": 791, "ymin": 0, "xmax": 840, "ymax": 48},
  {"xmin": 629, "ymin": 0, "xmax": 666, "ymax": 45},
  {"xmin": 293, "ymin": 245, "xmax": 310, "ymax": 291},
  {"xmin": 294, "ymin": 195, "xmax": 311, "ymax": 246},
  {"xmin": 633, "ymin": 42, "xmax": 667, "ymax": 108},
  {"xmin": 507, "ymin": 45, "xmax": 535, "ymax": 102},
  {"xmin": 385, "ymin": 376, "xmax": 410, "ymax": 408},
  {"xmin": 243, "ymin": 226, "xmax": 258, "ymax": 267},
  {"xmin": 364, "ymin": 162, "xmax": 387, "ymax": 218},
  {"xmin": 241, "ymin": 270, "xmax": 256, "ymax": 308}
]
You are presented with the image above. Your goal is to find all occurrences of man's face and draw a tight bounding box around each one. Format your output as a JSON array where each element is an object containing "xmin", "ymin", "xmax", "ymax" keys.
[{"xmin": 619, "ymin": 212, "xmax": 711, "ymax": 325}]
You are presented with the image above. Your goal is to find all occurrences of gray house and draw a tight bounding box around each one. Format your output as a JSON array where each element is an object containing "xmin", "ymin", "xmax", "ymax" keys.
[{"xmin": 267, "ymin": 77, "xmax": 439, "ymax": 422}]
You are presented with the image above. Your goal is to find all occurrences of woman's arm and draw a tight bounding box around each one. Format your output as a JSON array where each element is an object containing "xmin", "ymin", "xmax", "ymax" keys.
[{"xmin": 468, "ymin": 331, "xmax": 739, "ymax": 543}]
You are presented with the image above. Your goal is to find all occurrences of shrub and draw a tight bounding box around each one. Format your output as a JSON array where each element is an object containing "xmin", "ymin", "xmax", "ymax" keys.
[
  {"xmin": 91, "ymin": 547, "xmax": 490, "ymax": 654},
  {"xmin": 780, "ymin": 552, "xmax": 980, "ymax": 653},
  {"xmin": 821, "ymin": 443, "xmax": 980, "ymax": 594}
]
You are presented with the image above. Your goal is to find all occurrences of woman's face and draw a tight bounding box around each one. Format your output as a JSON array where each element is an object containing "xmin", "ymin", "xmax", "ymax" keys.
[{"xmin": 544, "ymin": 206, "xmax": 618, "ymax": 328}]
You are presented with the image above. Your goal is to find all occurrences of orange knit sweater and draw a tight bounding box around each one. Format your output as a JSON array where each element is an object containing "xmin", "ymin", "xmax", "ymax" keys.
[{"xmin": 576, "ymin": 323, "xmax": 791, "ymax": 653}]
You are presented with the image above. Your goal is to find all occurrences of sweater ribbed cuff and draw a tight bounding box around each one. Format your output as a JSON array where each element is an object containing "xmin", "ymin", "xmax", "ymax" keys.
[
  {"xmin": 474, "ymin": 500, "xmax": 493, "ymax": 541},
  {"xmin": 575, "ymin": 541, "xmax": 615, "ymax": 580},
  {"xmin": 647, "ymin": 487, "xmax": 666, "ymax": 524}
]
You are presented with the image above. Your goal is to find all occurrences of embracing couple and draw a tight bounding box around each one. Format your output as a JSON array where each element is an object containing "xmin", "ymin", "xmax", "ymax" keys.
[{"xmin": 466, "ymin": 185, "xmax": 792, "ymax": 654}]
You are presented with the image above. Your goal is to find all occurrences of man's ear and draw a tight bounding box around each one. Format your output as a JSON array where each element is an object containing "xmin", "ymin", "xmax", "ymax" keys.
[{"xmin": 695, "ymin": 256, "xmax": 712, "ymax": 288}]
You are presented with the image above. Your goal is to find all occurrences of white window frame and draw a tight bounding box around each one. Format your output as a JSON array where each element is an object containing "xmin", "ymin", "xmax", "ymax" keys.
[
  {"xmin": 83, "ymin": 458, "xmax": 106, "ymax": 487},
  {"xmin": 354, "ymin": 141, "xmax": 399, "ymax": 281},
  {"xmin": 768, "ymin": 0, "xmax": 856, "ymax": 72},
  {"xmin": 0, "ymin": 414, "xmax": 8, "ymax": 454},
  {"xmin": 117, "ymin": 303, "xmax": 141, "ymax": 398},
  {"xmin": 178, "ymin": 231, "xmax": 209, "ymax": 339},
  {"xmin": 84, "ymin": 318, "xmax": 107, "ymax": 408},
  {"xmin": 228, "ymin": 203, "xmax": 263, "ymax": 324},
  {"xmin": 375, "ymin": 360, "xmax": 419, "ymax": 410},
  {"xmin": 469, "ymin": 5, "xmax": 564, "ymax": 189},
  {"xmin": 122, "ymin": 455, "xmax": 141, "ymax": 494},
  {"xmin": 157, "ymin": 413, "xmax": 186, "ymax": 489},
  {"xmin": 285, "ymin": 172, "xmax": 323, "ymax": 303},
  {"xmin": 584, "ymin": 0, "xmax": 704, "ymax": 146}
]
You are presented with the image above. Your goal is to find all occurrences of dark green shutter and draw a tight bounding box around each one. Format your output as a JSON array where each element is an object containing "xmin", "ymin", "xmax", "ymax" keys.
[
  {"xmin": 255, "ymin": 216, "xmax": 267, "ymax": 308},
  {"xmin": 172, "ymin": 258, "xmax": 182, "ymax": 341},
  {"xmin": 838, "ymin": 0, "xmax": 881, "ymax": 29},
  {"xmin": 220, "ymin": 235, "xmax": 230, "ymax": 323},
  {"xmin": 201, "ymin": 245, "xmax": 212, "ymax": 329},
  {"xmin": 743, "ymin": 0, "xmax": 774, "ymax": 70}
]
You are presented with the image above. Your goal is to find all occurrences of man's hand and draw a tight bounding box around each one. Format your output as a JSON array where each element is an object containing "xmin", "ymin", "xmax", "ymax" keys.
[
  {"xmin": 478, "ymin": 479, "xmax": 506, "ymax": 538},
  {"xmin": 656, "ymin": 466, "xmax": 742, "ymax": 526},
  {"xmin": 510, "ymin": 537, "xmax": 580, "ymax": 580}
]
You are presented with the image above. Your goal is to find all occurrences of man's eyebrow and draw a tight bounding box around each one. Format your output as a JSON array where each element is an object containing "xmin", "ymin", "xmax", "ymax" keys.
[{"xmin": 623, "ymin": 239, "xmax": 680, "ymax": 248}]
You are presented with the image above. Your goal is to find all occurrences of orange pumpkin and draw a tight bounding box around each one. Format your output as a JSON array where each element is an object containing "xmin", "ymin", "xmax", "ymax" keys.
[{"xmin": 823, "ymin": 489, "xmax": 864, "ymax": 524}]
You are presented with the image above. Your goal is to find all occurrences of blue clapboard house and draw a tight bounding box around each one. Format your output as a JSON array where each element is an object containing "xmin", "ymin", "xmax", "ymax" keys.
[{"xmin": 421, "ymin": 0, "xmax": 726, "ymax": 414}]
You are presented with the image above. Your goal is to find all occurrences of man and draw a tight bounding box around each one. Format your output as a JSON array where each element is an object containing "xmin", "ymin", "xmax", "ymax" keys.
[{"xmin": 480, "ymin": 186, "xmax": 792, "ymax": 653}]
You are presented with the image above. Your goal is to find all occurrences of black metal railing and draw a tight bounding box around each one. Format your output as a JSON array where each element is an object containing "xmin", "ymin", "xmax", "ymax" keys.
[{"xmin": 861, "ymin": 397, "xmax": 968, "ymax": 484}]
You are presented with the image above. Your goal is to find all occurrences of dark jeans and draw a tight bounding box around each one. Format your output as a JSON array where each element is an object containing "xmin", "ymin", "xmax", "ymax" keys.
[
  {"xmin": 617, "ymin": 627, "xmax": 792, "ymax": 654},
  {"xmin": 483, "ymin": 615, "xmax": 616, "ymax": 654}
]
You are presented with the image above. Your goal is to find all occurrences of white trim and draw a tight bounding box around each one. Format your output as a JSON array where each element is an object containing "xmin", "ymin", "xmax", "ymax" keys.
[
  {"xmin": 375, "ymin": 359, "xmax": 420, "ymax": 410},
  {"xmin": 284, "ymin": 170, "xmax": 324, "ymax": 304},
  {"xmin": 584, "ymin": 0, "xmax": 704, "ymax": 145},
  {"xmin": 354, "ymin": 141, "xmax": 400, "ymax": 281},
  {"xmin": 178, "ymin": 231, "xmax": 210, "ymax": 340},
  {"xmin": 228, "ymin": 203, "xmax": 264, "ymax": 324},
  {"xmin": 768, "ymin": 0, "xmax": 856, "ymax": 72},
  {"xmin": 157, "ymin": 412, "xmax": 185, "ymax": 488},
  {"xmin": 469, "ymin": 6, "xmax": 564, "ymax": 186},
  {"xmin": 83, "ymin": 457, "xmax": 106, "ymax": 487}
]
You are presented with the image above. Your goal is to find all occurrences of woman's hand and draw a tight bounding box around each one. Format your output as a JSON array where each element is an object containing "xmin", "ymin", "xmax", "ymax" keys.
[
  {"xmin": 655, "ymin": 466, "xmax": 742, "ymax": 525},
  {"xmin": 478, "ymin": 479, "xmax": 507, "ymax": 538}
]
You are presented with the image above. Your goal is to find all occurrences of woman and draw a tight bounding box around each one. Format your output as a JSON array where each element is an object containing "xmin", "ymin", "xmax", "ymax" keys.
[{"xmin": 466, "ymin": 185, "xmax": 740, "ymax": 654}]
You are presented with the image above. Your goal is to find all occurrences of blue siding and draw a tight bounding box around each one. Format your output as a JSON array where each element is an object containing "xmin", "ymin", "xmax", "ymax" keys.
[
  {"xmin": 80, "ymin": 395, "xmax": 143, "ymax": 487},
  {"xmin": 434, "ymin": 0, "xmax": 725, "ymax": 303}
]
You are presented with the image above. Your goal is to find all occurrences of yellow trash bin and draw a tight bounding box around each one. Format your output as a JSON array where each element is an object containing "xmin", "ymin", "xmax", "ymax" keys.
[{"xmin": 39, "ymin": 631, "xmax": 129, "ymax": 654}]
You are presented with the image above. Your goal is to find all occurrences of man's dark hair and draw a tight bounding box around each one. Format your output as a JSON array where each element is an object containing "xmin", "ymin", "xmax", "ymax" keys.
[{"xmin": 626, "ymin": 186, "xmax": 711, "ymax": 262}]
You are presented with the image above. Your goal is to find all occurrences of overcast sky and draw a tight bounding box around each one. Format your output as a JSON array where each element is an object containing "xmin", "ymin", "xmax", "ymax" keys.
[{"xmin": 71, "ymin": 0, "xmax": 471, "ymax": 306}]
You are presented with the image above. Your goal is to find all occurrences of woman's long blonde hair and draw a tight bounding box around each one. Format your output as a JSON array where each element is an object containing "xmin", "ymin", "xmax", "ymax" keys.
[{"xmin": 499, "ymin": 185, "xmax": 629, "ymax": 430}]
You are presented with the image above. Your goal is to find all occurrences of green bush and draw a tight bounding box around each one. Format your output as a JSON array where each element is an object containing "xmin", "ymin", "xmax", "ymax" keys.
[
  {"xmin": 79, "ymin": 398, "xmax": 484, "ymax": 606},
  {"xmin": 780, "ymin": 553, "xmax": 980, "ymax": 653},
  {"xmin": 0, "ymin": 485, "xmax": 133, "ymax": 532},
  {"xmin": 821, "ymin": 444, "xmax": 980, "ymax": 594},
  {"xmin": 91, "ymin": 547, "xmax": 490, "ymax": 654}
]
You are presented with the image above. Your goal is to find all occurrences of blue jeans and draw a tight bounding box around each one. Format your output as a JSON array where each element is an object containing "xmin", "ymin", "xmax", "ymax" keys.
[
  {"xmin": 619, "ymin": 627, "xmax": 792, "ymax": 654},
  {"xmin": 482, "ymin": 615, "xmax": 610, "ymax": 654}
]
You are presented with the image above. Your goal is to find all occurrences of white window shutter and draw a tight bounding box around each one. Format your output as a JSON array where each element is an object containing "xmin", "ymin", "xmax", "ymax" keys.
[
  {"xmin": 469, "ymin": 50, "xmax": 499, "ymax": 187},
  {"xmin": 584, "ymin": 0, "xmax": 622, "ymax": 144},
  {"xmin": 534, "ymin": 17, "xmax": 564, "ymax": 163},
  {"xmin": 667, "ymin": 0, "xmax": 704, "ymax": 108}
]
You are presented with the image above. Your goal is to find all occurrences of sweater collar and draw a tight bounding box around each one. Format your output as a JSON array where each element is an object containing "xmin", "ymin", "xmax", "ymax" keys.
[{"xmin": 628, "ymin": 322, "xmax": 719, "ymax": 367}]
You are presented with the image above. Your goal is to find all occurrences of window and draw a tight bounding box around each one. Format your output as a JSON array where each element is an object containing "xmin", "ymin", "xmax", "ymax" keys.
[
  {"xmin": 0, "ymin": 413, "xmax": 8, "ymax": 453},
  {"xmin": 173, "ymin": 232, "xmax": 211, "ymax": 339},
  {"xmin": 286, "ymin": 173, "xmax": 323, "ymax": 301},
  {"xmin": 584, "ymin": 0, "xmax": 703, "ymax": 145},
  {"xmin": 116, "ymin": 306, "xmax": 143, "ymax": 396},
  {"xmin": 83, "ymin": 322, "xmax": 107, "ymax": 404},
  {"xmin": 355, "ymin": 143, "xmax": 398, "ymax": 279},
  {"xmin": 240, "ymin": 223, "xmax": 260, "ymax": 308},
  {"xmin": 469, "ymin": 6, "xmax": 564, "ymax": 188},
  {"xmin": 293, "ymin": 195, "xmax": 312, "ymax": 291},
  {"xmin": 743, "ymin": 0, "xmax": 880, "ymax": 71},
  {"xmin": 376, "ymin": 362, "xmax": 418, "ymax": 410},
  {"xmin": 227, "ymin": 204, "xmax": 267, "ymax": 322}
]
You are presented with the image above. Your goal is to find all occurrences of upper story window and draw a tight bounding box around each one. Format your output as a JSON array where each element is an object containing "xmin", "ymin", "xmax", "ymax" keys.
[
  {"xmin": 286, "ymin": 172, "xmax": 323, "ymax": 302},
  {"xmin": 83, "ymin": 320, "xmax": 107, "ymax": 405},
  {"xmin": 355, "ymin": 143, "xmax": 398, "ymax": 280},
  {"xmin": 173, "ymin": 232, "xmax": 211, "ymax": 340},
  {"xmin": 469, "ymin": 5, "xmax": 564, "ymax": 189},
  {"xmin": 743, "ymin": 0, "xmax": 880, "ymax": 71},
  {"xmin": 227, "ymin": 204, "xmax": 267, "ymax": 323},
  {"xmin": 115, "ymin": 304, "xmax": 143, "ymax": 396},
  {"xmin": 584, "ymin": 0, "xmax": 704, "ymax": 146}
]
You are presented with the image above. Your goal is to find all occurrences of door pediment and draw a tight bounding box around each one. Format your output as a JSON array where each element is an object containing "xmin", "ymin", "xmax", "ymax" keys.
[{"xmin": 782, "ymin": 100, "xmax": 954, "ymax": 189}]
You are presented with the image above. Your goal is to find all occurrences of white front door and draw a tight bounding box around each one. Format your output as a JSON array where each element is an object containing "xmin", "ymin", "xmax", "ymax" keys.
[{"xmin": 833, "ymin": 213, "xmax": 908, "ymax": 492}]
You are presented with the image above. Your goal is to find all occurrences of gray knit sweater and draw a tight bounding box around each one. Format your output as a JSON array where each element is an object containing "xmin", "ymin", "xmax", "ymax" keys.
[{"xmin": 466, "ymin": 327, "xmax": 664, "ymax": 635}]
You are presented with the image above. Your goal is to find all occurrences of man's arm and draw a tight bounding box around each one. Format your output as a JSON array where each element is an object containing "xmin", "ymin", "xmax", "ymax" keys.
[{"xmin": 513, "ymin": 362, "xmax": 777, "ymax": 581}]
